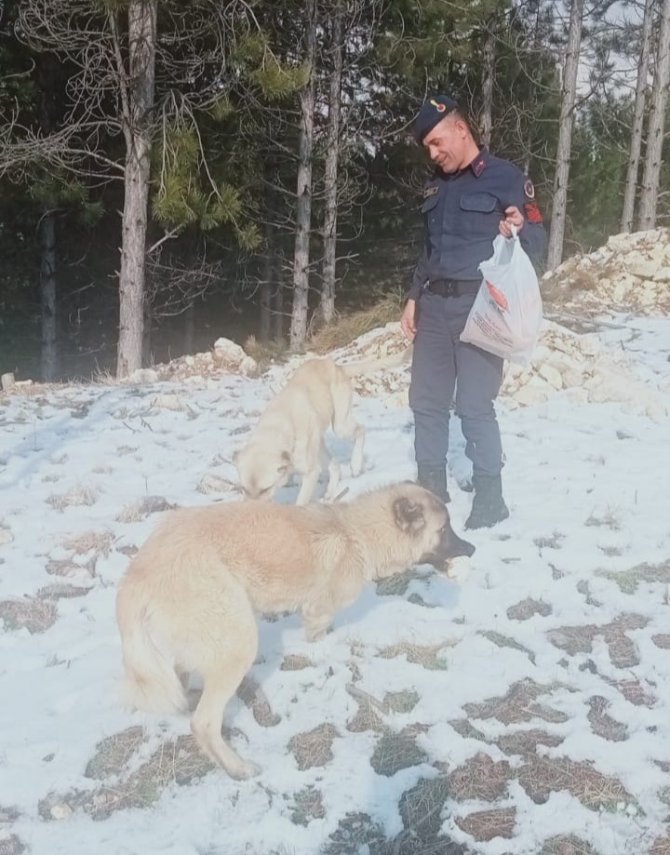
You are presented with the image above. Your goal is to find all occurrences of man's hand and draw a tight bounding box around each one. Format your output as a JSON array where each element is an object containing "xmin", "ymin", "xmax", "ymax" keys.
[
  {"xmin": 499, "ymin": 205, "xmax": 524, "ymax": 238},
  {"xmin": 401, "ymin": 299, "xmax": 417, "ymax": 341}
]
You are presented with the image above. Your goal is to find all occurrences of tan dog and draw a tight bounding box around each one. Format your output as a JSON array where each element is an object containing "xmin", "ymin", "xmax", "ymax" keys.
[
  {"xmin": 233, "ymin": 354, "xmax": 408, "ymax": 505},
  {"xmin": 115, "ymin": 482, "xmax": 474, "ymax": 779}
]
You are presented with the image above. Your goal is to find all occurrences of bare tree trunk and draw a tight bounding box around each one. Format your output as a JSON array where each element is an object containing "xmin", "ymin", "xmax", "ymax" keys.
[
  {"xmin": 39, "ymin": 209, "xmax": 58, "ymax": 381},
  {"xmin": 320, "ymin": 0, "xmax": 344, "ymax": 325},
  {"xmin": 546, "ymin": 0, "xmax": 584, "ymax": 271},
  {"xmin": 480, "ymin": 23, "xmax": 495, "ymax": 148},
  {"xmin": 289, "ymin": 0, "xmax": 317, "ymax": 350},
  {"xmin": 273, "ymin": 271, "xmax": 285, "ymax": 341},
  {"xmin": 116, "ymin": 0, "xmax": 157, "ymax": 378},
  {"xmin": 638, "ymin": 0, "xmax": 670, "ymax": 230},
  {"xmin": 621, "ymin": 0, "xmax": 655, "ymax": 232}
]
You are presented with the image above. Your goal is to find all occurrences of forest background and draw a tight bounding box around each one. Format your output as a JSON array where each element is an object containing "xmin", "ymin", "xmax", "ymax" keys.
[{"xmin": 0, "ymin": 0, "xmax": 668, "ymax": 381}]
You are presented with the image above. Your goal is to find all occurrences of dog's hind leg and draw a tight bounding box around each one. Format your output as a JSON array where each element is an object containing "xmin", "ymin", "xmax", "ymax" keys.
[
  {"xmin": 189, "ymin": 597, "xmax": 261, "ymax": 779},
  {"xmin": 332, "ymin": 382, "xmax": 365, "ymax": 477}
]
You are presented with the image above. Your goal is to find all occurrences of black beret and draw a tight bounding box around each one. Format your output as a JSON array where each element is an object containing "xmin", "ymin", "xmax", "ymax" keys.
[{"xmin": 412, "ymin": 95, "xmax": 459, "ymax": 143}]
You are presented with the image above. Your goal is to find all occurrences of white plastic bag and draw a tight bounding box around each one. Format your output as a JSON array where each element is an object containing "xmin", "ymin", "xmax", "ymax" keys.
[{"xmin": 460, "ymin": 231, "xmax": 543, "ymax": 364}]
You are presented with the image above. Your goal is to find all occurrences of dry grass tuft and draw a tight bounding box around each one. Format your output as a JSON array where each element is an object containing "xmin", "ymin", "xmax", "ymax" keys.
[
  {"xmin": 45, "ymin": 556, "xmax": 97, "ymax": 579},
  {"xmin": 540, "ymin": 834, "xmax": 599, "ymax": 854},
  {"xmin": 0, "ymin": 835, "xmax": 25, "ymax": 855},
  {"xmin": 280, "ymin": 654, "xmax": 314, "ymax": 671},
  {"xmin": 507, "ymin": 598, "xmax": 552, "ymax": 621},
  {"xmin": 480, "ymin": 630, "xmax": 536, "ymax": 664},
  {"xmin": 597, "ymin": 561, "xmax": 670, "ymax": 594},
  {"xmin": 321, "ymin": 812, "xmax": 386, "ymax": 855},
  {"xmin": 447, "ymin": 752, "xmax": 511, "ymax": 802},
  {"xmin": 375, "ymin": 569, "xmax": 422, "ymax": 597},
  {"xmin": 46, "ymin": 485, "xmax": 97, "ymax": 512},
  {"xmin": 370, "ymin": 727, "xmax": 428, "ymax": 776},
  {"xmin": 116, "ymin": 495, "xmax": 177, "ymax": 523},
  {"xmin": 289, "ymin": 785, "xmax": 325, "ymax": 827},
  {"xmin": 378, "ymin": 641, "xmax": 451, "ymax": 670},
  {"xmin": 549, "ymin": 624, "xmax": 598, "ymax": 656},
  {"xmin": 608, "ymin": 676, "xmax": 657, "ymax": 707},
  {"xmin": 585, "ymin": 510, "xmax": 622, "ymax": 530},
  {"xmin": 62, "ymin": 530, "xmax": 114, "ymax": 557},
  {"xmin": 346, "ymin": 698, "xmax": 385, "ymax": 734},
  {"xmin": 652, "ymin": 634, "xmax": 670, "ymax": 649},
  {"xmin": 0, "ymin": 597, "xmax": 58, "ymax": 633},
  {"xmin": 534, "ymin": 532, "xmax": 565, "ymax": 549},
  {"xmin": 308, "ymin": 292, "xmax": 404, "ymax": 354},
  {"xmin": 398, "ymin": 775, "xmax": 451, "ymax": 841},
  {"xmin": 448, "ymin": 719, "xmax": 488, "ymax": 743},
  {"xmin": 549, "ymin": 614, "xmax": 647, "ymax": 669},
  {"xmin": 37, "ymin": 584, "xmax": 92, "ymax": 600},
  {"xmin": 40, "ymin": 734, "xmax": 213, "ymax": 821},
  {"xmin": 0, "ymin": 806, "xmax": 19, "ymax": 823},
  {"xmin": 496, "ymin": 728, "xmax": 564, "ymax": 757},
  {"xmin": 236, "ymin": 676, "xmax": 281, "ymax": 727},
  {"xmin": 463, "ymin": 679, "xmax": 567, "ymax": 725},
  {"xmin": 517, "ymin": 755, "xmax": 633, "ymax": 812},
  {"xmin": 650, "ymin": 837, "xmax": 670, "ymax": 855},
  {"xmin": 84, "ymin": 726, "xmax": 146, "ymax": 780},
  {"xmin": 242, "ymin": 335, "xmax": 290, "ymax": 370},
  {"xmin": 455, "ymin": 807, "xmax": 516, "ymax": 842},
  {"xmin": 384, "ymin": 689, "xmax": 420, "ymax": 714},
  {"xmin": 288, "ymin": 723, "xmax": 339, "ymax": 771},
  {"xmin": 587, "ymin": 696, "xmax": 628, "ymax": 742}
]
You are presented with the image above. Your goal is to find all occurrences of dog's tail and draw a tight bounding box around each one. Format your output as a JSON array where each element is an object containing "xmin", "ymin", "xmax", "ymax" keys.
[
  {"xmin": 339, "ymin": 346, "xmax": 412, "ymax": 378},
  {"xmin": 116, "ymin": 579, "xmax": 188, "ymax": 715}
]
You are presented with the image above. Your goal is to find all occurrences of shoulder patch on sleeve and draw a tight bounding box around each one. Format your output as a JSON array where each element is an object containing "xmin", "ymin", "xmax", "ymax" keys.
[
  {"xmin": 423, "ymin": 184, "xmax": 439, "ymax": 199},
  {"xmin": 524, "ymin": 178, "xmax": 535, "ymax": 200},
  {"xmin": 524, "ymin": 201, "xmax": 543, "ymax": 224}
]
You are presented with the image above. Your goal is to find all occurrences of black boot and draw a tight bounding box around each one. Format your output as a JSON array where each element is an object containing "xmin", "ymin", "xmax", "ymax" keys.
[
  {"xmin": 417, "ymin": 463, "xmax": 450, "ymax": 504},
  {"xmin": 465, "ymin": 472, "xmax": 509, "ymax": 529}
]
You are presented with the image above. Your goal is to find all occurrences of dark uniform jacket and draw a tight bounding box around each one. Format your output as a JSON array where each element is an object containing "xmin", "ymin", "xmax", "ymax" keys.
[{"xmin": 409, "ymin": 148, "xmax": 547, "ymax": 300}]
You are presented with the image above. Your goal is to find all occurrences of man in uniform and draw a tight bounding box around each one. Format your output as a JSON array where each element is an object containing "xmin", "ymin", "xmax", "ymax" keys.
[{"xmin": 401, "ymin": 95, "xmax": 547, "ymax": 529}]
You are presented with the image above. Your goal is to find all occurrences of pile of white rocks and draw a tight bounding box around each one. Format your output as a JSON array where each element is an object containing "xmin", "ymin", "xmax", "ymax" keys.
[
  {"xmin": 330, "ymin": 321, "xmax": 666, "ymax": 421},
  {"xmin": 127, "ymin": 337, "xmax": 258, "ymax": 385},
  {"xmin": 542, "ymin": 228, "xmax": 670, "ymax": 317}
]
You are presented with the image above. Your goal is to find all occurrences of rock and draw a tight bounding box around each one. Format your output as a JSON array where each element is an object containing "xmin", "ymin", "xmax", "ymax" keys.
[
  {"xmin": 50, "ymin": 803, "xmax": 73, "ymax": 820},
  {"xmin": 628, "ymin": 259, "xmax": 660, "ymax": 279},
  {"xmin": 150, "ymin": 393, "xmax": 185, "ymax": 412},
  {"xmin": 537, "ymin": 364, "xmax": 563, "ymax": 390}
]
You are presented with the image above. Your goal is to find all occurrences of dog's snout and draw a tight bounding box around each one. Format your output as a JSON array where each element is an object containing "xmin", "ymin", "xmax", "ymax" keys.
[
  {"xmin": 438, "ymin": 520, "xmax": 475, "ymax": 561},
  {"xmin": 449, "ymin": 533, "xmax": 475, "ymax": 559}
]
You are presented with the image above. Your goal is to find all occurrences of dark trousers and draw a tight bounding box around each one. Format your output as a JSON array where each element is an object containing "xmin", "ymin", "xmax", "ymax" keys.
[{"xmin": 409, "ymin": 290, "xmax": 504, "ymax": 477}]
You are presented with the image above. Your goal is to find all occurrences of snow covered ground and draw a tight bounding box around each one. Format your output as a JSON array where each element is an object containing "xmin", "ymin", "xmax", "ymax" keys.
[{"xmin": 0, "ymin": 316, "xmax": 668, "ymax": 855}]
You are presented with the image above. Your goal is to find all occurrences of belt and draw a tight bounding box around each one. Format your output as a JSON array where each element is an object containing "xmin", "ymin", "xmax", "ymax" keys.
[{"xmin": 427, "ymin": 278, "xmax": 481, "ymax": 298}]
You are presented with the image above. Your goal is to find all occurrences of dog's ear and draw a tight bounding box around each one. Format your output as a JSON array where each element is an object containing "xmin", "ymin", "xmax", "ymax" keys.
[
  {"xmin": 393, "ymin": 496, "xmax": 426, "ymax": 535},
  {"xmin": 278, "ymin": 450, "xmax": 291, "ymax": 474}
]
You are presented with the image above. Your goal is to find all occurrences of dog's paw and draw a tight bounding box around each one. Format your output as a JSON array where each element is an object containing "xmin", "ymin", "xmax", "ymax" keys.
[{"xmin": 228, "ymin": 759, "xmax": 262, "ymax": 780}]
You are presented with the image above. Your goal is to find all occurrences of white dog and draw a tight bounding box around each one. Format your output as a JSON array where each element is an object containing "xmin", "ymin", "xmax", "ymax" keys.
[
  {"xmin": 234, "ymin": 353, "xmax": 407, "ymax": 504},
  {"xmin": 116, "ymin": 482, "xmax": 475, "ymax": 778}
]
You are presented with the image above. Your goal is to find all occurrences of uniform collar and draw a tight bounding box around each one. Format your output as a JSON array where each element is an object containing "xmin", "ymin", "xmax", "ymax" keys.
[
  {"xmin": 469, "ymin": 148, "xmax": 489, "ymax": 178},
  {"xmin": 435, "ymin": 148, "xmax": 489, "ymax": 180}
]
